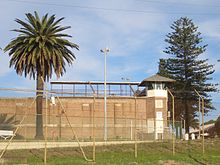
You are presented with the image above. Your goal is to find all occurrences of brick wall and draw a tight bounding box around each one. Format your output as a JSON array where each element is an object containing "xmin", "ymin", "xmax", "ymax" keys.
[{"xmin": 0, "ymin": 96, "xmax": 168, "ymax": 140}]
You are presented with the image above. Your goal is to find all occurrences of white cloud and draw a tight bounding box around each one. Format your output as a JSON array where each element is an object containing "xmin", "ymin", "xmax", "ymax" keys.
[
  {"xmin": 54, "ymin": 1, "xmax": 168, "ymax": 81},
  {"xmin": 199, "ymin": 19, "xmax": 220, "ymax": 39},
  {"xmin": 0, "ymin": 53, "xmax": 11, "ymax": 77},
  {"xmin": 2, "ymin": 0, "xmax": 220, "ymax": 87}
]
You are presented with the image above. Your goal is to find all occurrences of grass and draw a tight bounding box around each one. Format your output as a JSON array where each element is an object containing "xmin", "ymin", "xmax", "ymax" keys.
[{"xmin": 2, "ymin": 138, "xmax": 220, "ymax": 164}]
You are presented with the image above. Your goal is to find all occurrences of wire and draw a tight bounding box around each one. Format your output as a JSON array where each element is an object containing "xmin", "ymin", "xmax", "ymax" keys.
[
  {"xmin": 4, "ymin": 0, "xmax": 220, "ymax": 16},
  {"xmin": 135, "ymin": 0, "xmax": 220, "ymax": 8}
]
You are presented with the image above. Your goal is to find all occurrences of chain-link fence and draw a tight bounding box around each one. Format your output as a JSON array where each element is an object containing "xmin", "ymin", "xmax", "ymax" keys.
[
  {"xmin": 0, "ymin": 87, "xmax": 206, "ymax": 164},
  {"xmin": 0, "ymin": 92, "xmax": 182, "ymax": 141}
]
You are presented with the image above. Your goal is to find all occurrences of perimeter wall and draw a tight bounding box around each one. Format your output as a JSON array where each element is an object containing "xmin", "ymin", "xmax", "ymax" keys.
[{"xmin": 0, "ymin": 96, "xmax": 170, "ymax": 140}]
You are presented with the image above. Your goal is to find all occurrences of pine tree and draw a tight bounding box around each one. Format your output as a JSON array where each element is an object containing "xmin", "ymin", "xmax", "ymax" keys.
[
  {"xmin": 158, "ymin": 59, "xmax": 169, "ymax": 77},
  {"xmin": 160, "ymin": 17, "xmax": 216, "ymax": 133}
]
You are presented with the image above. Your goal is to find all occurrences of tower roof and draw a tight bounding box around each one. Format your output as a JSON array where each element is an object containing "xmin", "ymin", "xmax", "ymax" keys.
[{"xmin": 139, "ymin": 74, "xmax": 175, "ymax": 86}]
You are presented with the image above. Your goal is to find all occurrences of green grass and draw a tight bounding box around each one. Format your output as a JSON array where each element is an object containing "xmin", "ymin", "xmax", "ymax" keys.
[{"xmin": 2, "ymin": 138, "xmax": 220, "ymax": 165}]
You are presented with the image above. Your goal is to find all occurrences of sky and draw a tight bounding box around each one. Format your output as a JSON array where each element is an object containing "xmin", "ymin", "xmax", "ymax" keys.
[{"xmin": 0, "ymin": 0, "xmax": 220, "ymax": 121}]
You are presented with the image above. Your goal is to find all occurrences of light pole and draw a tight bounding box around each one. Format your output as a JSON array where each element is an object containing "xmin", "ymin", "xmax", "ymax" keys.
[
  {"xmin": 198, "ymin": 97, "xmax": 201, "ymax": 139},
  {"xmin": 121, "ymin": 77, "xmax": 130, "ymax": 96},
  {"xmin": 100, "ymin": 47, "xmax": 110, "ymax": 141},
  {"xmin": 194, "ymin": 89, "xmax": 205, "ymax": 154},
  {"xmin": 167, "ymin": 88, "xmax": 175, "ymax": 155}
]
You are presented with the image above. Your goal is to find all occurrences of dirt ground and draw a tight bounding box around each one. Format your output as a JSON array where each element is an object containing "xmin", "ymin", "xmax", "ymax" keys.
[{"xmin": 157, "ymin": 160, "xmax": 192, "ymax": 165}]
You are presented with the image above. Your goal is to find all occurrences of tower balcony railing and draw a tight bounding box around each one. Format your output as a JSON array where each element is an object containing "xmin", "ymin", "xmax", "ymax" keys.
[{"xmin": 147, "ymin": 89, "xmax": 168, "ymax": 98}]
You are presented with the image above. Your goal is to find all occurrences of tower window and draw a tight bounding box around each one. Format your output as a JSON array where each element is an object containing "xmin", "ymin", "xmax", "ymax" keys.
[
  {"xmin": 155, "ymin": 99, "xmax": 163, "ymax": 108},
  {"xmin": 156, "ymin": 83, "xmax": 162, "ymax": 90}
]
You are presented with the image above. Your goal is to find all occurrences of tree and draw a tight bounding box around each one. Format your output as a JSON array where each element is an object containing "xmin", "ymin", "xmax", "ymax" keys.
[
  {"xmin": 204, "ymin": 119, "xmax": 216, "ymax": 125},
  {"xmin": 4, "ymin": 12, "xmax": 79, "ymax": 139},
  {"xmin": 215, "ymin": 116, "xmax": 220, "ymax": 136},
  {"xmin": 157, "ymin": 59, "xmax": 169, "ymax": 77},
  {"xmin": 159, "ymin": 17, "xmax": 216, "ymax": 133},
  {"xmin": 0, "ymin": 114, "xmax": 18, "ymax": 130}
]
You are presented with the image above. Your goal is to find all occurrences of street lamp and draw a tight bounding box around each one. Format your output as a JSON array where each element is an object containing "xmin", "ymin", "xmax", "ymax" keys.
[
  {"xmin": 100, "ymin": 47, "xmax": 110, "ymax": 141},
  {"xmin": 121, "ymin": 77, "xmax": 130, "ymax": 96},
  {"xmin": 121, "ymin": 77, "xmax": 130, "ymax": 81}
]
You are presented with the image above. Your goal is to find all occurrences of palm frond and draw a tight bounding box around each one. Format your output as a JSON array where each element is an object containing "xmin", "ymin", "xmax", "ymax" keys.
[{"xmin": 4, "ymin": 11, "xmax": 79, "ymax": 80}]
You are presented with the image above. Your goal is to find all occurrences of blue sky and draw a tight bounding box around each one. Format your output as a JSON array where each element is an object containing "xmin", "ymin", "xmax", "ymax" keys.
[{"xmin": 0, "ymin": 0, "xmax": 220, "ymax": 121}]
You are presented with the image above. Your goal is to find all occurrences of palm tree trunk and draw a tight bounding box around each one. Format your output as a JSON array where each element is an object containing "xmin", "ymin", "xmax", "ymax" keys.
[{"xmin": 35, "ymin": 73, "xmax": 44, "ymax": 139}]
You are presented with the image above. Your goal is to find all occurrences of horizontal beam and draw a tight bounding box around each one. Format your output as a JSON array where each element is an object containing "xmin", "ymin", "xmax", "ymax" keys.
[{"xmin": 50, "ymin": 81, "xmax": 140, "ymax": 86}]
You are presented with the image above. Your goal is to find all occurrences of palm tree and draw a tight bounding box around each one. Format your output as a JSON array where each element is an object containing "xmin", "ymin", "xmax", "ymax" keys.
[
  {"xmin": 4, "ymin": 11, "xmax": 79, "ymax": 139},
  {"xmin": 0, "ymin": 114, "xmax": 18, "ymax": 130}
]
